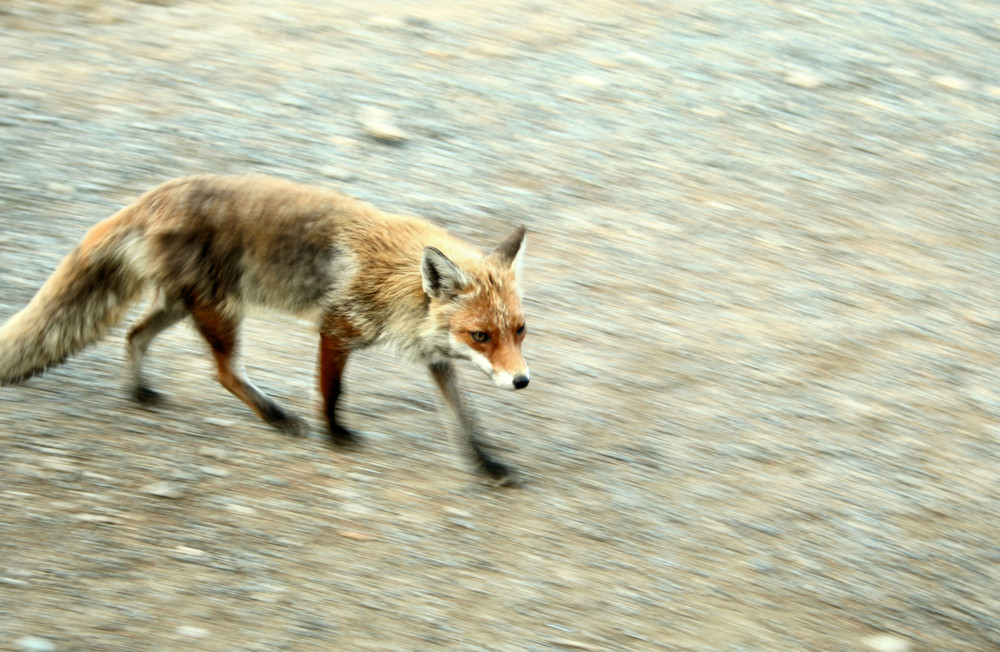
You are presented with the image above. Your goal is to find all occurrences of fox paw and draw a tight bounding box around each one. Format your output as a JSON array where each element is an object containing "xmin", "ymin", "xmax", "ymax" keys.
[
  {"xmin": 328, "ymin": 425, "xmax": 357, "ymax": 447},
  {"xmin": 479, "ymin": 458, "xmax": 517, "ymax": 487},
  {"xmin": 274, "ymin": 415, "xmax": 307, "ymax": 437},
  {"xmin": 134, "ymin": 385, "xmax": 165, "ymax": 406},
  {"xmin": 261, "ymin": 405, "xmax": 306, "ymax": 436}
]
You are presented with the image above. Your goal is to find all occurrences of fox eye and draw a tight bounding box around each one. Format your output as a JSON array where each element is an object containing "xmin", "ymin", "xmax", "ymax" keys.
[
  {"xmin": 515, "ymin": 324, "xmax": 526, "ymax": 337},
  {"xmin": 470, "ymin": 331, "xmax": 490, "ymax": 343}
]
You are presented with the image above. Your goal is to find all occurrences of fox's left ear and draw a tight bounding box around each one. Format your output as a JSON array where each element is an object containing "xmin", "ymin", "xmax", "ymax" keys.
[
  {"xmin": 493, "ymin": 225, "xmax": 527, "ymax": 279},
  {"xmin": 422, "ymin": 246, "xmax": 468, "ymax": 301}
]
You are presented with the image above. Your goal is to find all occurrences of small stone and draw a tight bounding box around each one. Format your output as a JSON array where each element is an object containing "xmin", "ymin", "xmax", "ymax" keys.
[
  {"xmin": 621, "ymin": 51, "xmax": 653, "ymax": 66},
  {"xmin": 176, "ymin": 625, "xmax": 209, "ymax": 639},
  {"xmin": 45, "ymin": 183, "xmax": 75, "ymax": 196},
  {"xmin": 360, "ymin": 108, "xmax": 408, "ymax": 143},
  {"xmin": 443, "ymin": 506, "xmax": 475, "ymax": 529},
  {"xmin": 140, "ymin": 481, "xmax": 185, "ymax": 499},
  {"xmin": 275, "ymin": 93, "xmax": 309, "ymax": 108},
  {"xmin": 862, "ymin": 634, "xmax": 913, "ymax": 652},
  {"xmin": 250, "ymin": 591, "xmax": 282, "ymax": 603},
  {"xmin": 422, "ymin": 47, "xmax": 454, "ymax": 60},
  {"xmin": 337, "ymin": 531, "xmax": 372, "ymax": 541},
  {"xmin": 197, "ymin": 445, "xmax": 229, "ymax": 459},
  {"xmin": 128, "ymin": 122, "xmax": 162, "ymax": 132},
  {"xmin": 931, "ymin": 75, "xmax": 970, "ymax": 91},
  {"xmin": 226, "ymin": 504, "xmax": 257, "ymax": 516},
  {"xmin": 208, "ymin": 99, "xmax": 240, "ymax": 112},
  {"xmin": 571, "ymin": 74, "xmax": 607, "ymax": 88},
  {"xmin": 368, "ymin": 15, "xmax": 405, "ymax": 29},
  {"xmin": 203, "ymin": 417, "xmax": 238, "ymax": 429},
  {"xmin": 692, "ymin": 105, "xmax": 726, "ymax": 119},
  {"xmin": 14, "ymin": 637, "xmax": 56, "ymax": 652},
  {"xmin": 588, "ymin": 58, "xmax": 619, "ymax": 69},
  {"xmin": 784, "ymin": 70, "xmax": 822, "ymax": 89},
  {"xmin": 549, "ymin": 641, "xmax": 598, "ymax": 651},
  {"xmin": 73, "ymin": 513, "xmax": 119, "ymax": 524},
  {"xmin": 318, "ymin": 166, "xmax": 357, "ymax": 181},
  {"xmin": 443, "ymin": 506, "xmax": 472, "ymax": 519}
]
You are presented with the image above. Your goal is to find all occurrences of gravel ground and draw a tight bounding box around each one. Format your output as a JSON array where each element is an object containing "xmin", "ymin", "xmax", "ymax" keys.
[{"xmin": 1, "ymin": 1, "xmax": 999, "ymax": 650}]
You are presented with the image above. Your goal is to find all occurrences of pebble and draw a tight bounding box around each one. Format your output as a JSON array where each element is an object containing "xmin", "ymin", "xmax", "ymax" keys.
[
  {"xmin": 319, "ymin": 165, "xmax": 357, "ymax": 181},
  {"xmin": 571, "ymin": 74, "xmax": 608, "ymax": 88},
  {"xmin": 203, "ymin": 418, "xmax": 238, "ymax": 429},
  {"xmin": 14, "ymin": 637, "xmax": 56, "ymax": 652},
  {"xmin": 337, "ymin": 530, "xmax": 373, "ymax": 541},
  {"xmin": 44, "ymin": 182, "xmax": 75, "ymax": 196},
  {"xmin": 443, "ymin": 506, "xmax": 472, "ymax": 519},
  {"xmin": 197, "ymin": 446, "xmax": 229, "ymax": 459},
  {"xmin": 73, "ymin": 513, "xmax": 120, "ymax": 524},
  {"xmin": 199, "ymin": 465, "xmax": 230, "ymax": 477},
  {"xmin": 861, "ymin": 634, "xmax": 913, "ymax": 652},
  {"xmin": 276, "ymin": 93, "xmax": 310, "ymax": 108},
  {"xmin": 783, "ymin": 70, "xmax": 822, "ymax": 89},
  {"xmin": 620, "ymin": 51, "xmax": 653, "ymax": 66},
  {"xmin": 359, "ymin": 108, "xmax": 408, "ymax": 144},
  {"xmin": 226, "ymin": 503, "xmax": 258, "ymax": 516},
  {"xmin": 140, "ymin": 481, "xmax": 186, "ymax": 499},
  {"xmin": 175, "ymin": 625, "xmax": 209, "ymax": 639},
  {"xmin": 549, "ymin": 640, "xmax": 598, "ymax": 651},
  {"xmin": 443, "ymin": 506, "xmax": 476, "ymax": 529},
  {"xmin": 931, "ymin": 75, "xmax": 970, "ymax": 91},
  {"xmin": 173, "ymin": 545, "xmax": 208, "ymax": 560},
  {"xmin": 367, "ymin": 15, "xmax": 406, "ymax": 30}
]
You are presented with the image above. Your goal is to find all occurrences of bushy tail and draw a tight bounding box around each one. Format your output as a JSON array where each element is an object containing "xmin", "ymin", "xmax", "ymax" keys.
[{"xmin": 0, "ymin": 215, "xmax": 144, "ymax": 384}]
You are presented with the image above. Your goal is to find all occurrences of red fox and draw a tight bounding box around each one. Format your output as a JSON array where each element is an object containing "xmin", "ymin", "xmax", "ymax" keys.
[{"xmin": 0, "ymin": 175, "xmax": 529, "ymax": 482}]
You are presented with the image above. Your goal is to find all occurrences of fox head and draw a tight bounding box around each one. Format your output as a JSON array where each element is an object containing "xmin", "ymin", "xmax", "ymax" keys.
[{"xmin": 421, "ymin": 226, "xmax": 529, "ymax": 390}]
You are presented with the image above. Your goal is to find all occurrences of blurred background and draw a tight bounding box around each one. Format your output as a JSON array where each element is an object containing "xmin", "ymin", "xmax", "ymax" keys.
[{"xmin": 1, "ymin": 1, "xmax": 998, "ymax": 650}]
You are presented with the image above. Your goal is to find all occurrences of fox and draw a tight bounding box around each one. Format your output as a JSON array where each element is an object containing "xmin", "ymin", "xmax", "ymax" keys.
[{"xmin": 0, "ymin": 174, "xmax": 530, "ymax": 483}]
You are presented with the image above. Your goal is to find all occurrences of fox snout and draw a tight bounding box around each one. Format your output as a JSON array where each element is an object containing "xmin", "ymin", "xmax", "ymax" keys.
[{"xmin": 493, "ymin": 368, "xmax": 530, "ymax": 390}]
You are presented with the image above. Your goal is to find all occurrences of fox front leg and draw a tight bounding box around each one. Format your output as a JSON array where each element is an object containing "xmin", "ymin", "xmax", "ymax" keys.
[
  {"xmin": 318, "ymin": 334, "xmax": 355, "ymax": 445},
  {"xmin": 428, "ymin": 360, "xmax": 514, "ymax": 485},
  {"xmin": 318, "ymin": 319, "xmax": 357, "ymax": 446}
]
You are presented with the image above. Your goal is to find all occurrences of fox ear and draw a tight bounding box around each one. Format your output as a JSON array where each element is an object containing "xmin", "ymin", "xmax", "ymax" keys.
[
  {"xmin": 422, "ymin": 247, "xmax": 468, "ymax": 301},
  {"xmin": 493, "ymin": 225, "xmax": 526, "ymax": 277}
]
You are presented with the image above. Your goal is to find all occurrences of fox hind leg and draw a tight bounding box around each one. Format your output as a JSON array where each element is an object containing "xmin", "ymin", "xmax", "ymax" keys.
[
  {"xmin": 126, "ymin": 294, "xmax": 186, "ymax": 404},
  {"xmin": 190, "ymin": 303, "xmax": 305, "ymax": 436}
]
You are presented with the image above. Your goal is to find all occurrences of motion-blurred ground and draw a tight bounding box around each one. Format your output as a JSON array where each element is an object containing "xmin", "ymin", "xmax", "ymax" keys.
[{"xmin": 1, "ymin": 1, "xmax": 998, "ymax": 650}]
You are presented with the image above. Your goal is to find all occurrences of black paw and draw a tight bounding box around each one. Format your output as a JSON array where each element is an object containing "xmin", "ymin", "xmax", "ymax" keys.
[
  {"xmin": 261, "ymin": 404, "xmax": 306, "ymax": 436},
  {"xmin": 328, "ymin": 424, "xmax": 357, "ymax": 447},
  {"xmin": 134, "ymin": 385, "xmax": 165, "ymax": 406},
  {"xmin": 479, "ymin": 458, "xmax": 517, "ymax": 487}
]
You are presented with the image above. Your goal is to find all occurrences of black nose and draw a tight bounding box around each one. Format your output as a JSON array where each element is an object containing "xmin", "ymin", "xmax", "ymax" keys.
[{"xmin": 513, "ymin": 376, "xmax": 530, "ymax": 390}]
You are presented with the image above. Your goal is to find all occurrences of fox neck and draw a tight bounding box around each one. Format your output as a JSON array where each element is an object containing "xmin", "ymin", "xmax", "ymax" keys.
[
  {"xmin": 414, "ymin": 300, "xmax": 461, "ymax": 363},
  {"xmin": 351, "ymin": 291, "xmax": 453, "ymax": 364}
]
